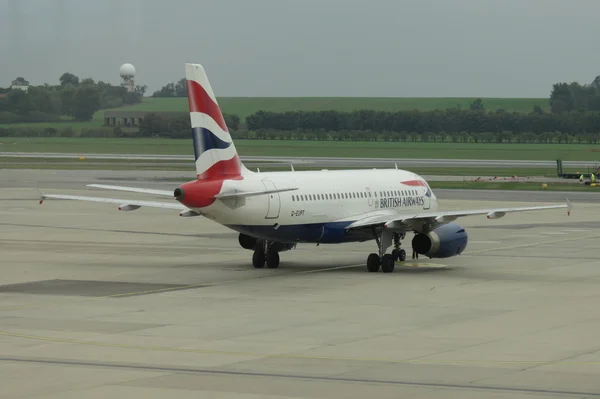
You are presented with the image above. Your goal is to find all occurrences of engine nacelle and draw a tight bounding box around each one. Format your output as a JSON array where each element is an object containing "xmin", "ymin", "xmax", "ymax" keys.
[
  {"xmin": 238, "ymin": 233, "xmax": 296, "ymax": 252},
  {"xmin": 411, "ymin": 222, "xmax": 468, "ymax": 258},
  {"xmin": 238, "ymin": 233, "xmax": 258, "ymax": 250}
]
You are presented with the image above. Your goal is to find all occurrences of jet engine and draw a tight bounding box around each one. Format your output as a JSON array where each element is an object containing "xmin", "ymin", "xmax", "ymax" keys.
[
  {"xmin": 411, "ymin": 222, "xmax": 468, "ymax": 258},
  {"xmin": 238, "ymin": 233, "xmax": 296, "ymax": 252}
]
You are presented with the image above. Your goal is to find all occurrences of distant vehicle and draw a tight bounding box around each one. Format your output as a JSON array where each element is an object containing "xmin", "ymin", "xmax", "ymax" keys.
[
  {"xmin": 40, "ymin": 63, "xmax": 572, "ymax": 273},
  {"xmin": 556, "ymin": 159, "xmax": 600, "ymax": 180}
]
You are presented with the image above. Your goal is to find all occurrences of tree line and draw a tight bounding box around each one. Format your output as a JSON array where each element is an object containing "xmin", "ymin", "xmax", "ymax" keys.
[
  {"xmin": 0, "ymin": 73, "xmax": 146, "ymax": 123},
  {"xmin": 245, "ymin": 106, "xmax": 600, "ymax": 135}
]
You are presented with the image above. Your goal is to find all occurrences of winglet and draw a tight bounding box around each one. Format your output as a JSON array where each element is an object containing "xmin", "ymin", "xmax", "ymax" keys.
[
  {"xmin": 566, "ymin": 198, "xmax": 572, "ymax": 216},
  {"xmin": 36, "ymin": 188, "xmax": 45, "ymax": 204}
]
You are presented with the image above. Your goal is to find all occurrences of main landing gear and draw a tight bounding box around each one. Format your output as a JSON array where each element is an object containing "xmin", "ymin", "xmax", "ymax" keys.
[
  {"xmin": 252, "ymin": 240, "xmax": 280, "ymax": 269},
  {"xmin": 367, "ymin": 230, "xmax": 407, "ymax": 273}
]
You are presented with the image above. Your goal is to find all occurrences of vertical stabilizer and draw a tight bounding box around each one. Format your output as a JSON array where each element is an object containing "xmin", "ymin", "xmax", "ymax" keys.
[{"xmin": 185, "ymin": 63, "xmax": 250, "ymax": 179}]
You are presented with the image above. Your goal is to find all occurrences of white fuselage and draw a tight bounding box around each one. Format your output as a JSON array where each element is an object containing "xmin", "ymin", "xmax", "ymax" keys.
[{"xmin": 192, "ymin": 168, "xmax": 439, "ymax": 244}]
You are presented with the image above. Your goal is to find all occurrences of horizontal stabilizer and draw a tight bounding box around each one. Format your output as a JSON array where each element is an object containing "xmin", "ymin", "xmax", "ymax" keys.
[
  {"xmin": 214, "ymin": 187, "xmax": 298, "ymax": 200},
  {"xmin": 87, "ymin": 184, "xmax": 173, "ymax": 197},
  {"xmin": 40, "ymin": 194, "xmax": 186, "ymax": 211}
]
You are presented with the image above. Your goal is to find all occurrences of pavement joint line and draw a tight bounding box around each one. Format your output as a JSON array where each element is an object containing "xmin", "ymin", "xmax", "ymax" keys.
[
  {"xmin": 1, "ymin": 233, "xmax": 599, "ymax": 312},
  {"xmin": 463, "ymin": 232, "xmax": 600, "ymax": 255},
  {"xmin": 0, "ymin": 264, "xmax": 364, "ymax": 312},
  {"xmin": 2, "ymin": 329, "xmax": 600, "ymax": 367}
]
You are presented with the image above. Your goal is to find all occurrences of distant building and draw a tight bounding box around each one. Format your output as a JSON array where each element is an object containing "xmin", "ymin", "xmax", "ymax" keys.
[
  {"xmin": 10, "ymin": 78, "xmax": 29, "ymax": 91},
  {"xmin": 103, "ymin": 110, "xmax": 186, "ymax": 127}
]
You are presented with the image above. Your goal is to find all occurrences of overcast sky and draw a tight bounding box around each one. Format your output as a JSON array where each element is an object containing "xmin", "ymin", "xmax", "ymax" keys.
[{"xmin": 1, "ymin": 0, "xmax": 599, "ymax": 97}]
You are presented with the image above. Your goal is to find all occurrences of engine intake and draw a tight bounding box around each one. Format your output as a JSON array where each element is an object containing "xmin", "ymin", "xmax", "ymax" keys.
[{"xmin": 411, "ymin": 222, "xmax": 468, "ymax": 258}]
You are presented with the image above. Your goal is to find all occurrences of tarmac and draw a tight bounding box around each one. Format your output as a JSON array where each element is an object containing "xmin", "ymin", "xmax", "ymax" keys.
[{"xmin": 1, "ymin": 170, "xmax": 600, "ymax": 398}]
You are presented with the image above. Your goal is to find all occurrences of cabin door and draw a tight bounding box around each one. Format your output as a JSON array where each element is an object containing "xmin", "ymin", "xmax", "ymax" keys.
[{"xmin": 262, "ymin": 179, "xmax": 280, "ymax": 219}]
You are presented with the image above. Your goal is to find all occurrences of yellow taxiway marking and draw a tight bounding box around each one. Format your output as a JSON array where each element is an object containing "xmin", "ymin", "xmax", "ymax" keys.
[{"xmin": 1, "ymin": 329, "xmax": 599, "ymax": 367}]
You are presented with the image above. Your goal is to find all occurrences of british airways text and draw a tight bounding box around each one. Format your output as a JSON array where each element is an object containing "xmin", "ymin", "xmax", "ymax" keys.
[{"xmin": 379, "ymin": 196, "xmax": 424, "ymax": 208}]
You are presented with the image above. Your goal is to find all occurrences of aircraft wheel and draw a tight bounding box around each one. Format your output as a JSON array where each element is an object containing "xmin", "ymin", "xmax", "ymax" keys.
[
  {"xmin": 381, "ymin": 254, "xmax": 395, "ymax": 273},
  {"xmin": 266, "ymin": 251, "xmax": 280, "ymax": 269},
  {"xmin": 252, "ymin": 250, "xmax": 265, "ymax": 268},
  {"xmin": 367, "ymin": 253, "xmax": 380, "ymax": 272},
  {"xmin": 398, "ymin": 249, "xmax": 406, "ymax": 262}
]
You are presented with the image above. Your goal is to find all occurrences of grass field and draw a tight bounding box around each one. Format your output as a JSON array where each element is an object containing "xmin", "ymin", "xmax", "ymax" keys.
[
  {"xmin": 123, "ymin": 97, "xmax": 549, "ymax": 118},
  {"xmin": 2, "ymin": 137, "xmax": 600, "ymax": 163}
]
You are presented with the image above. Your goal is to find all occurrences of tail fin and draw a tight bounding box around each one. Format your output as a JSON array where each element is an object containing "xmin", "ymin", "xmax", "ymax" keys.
[{"xmin": 185, "ymin": 63, "xmax": 249, "ymax": 180}]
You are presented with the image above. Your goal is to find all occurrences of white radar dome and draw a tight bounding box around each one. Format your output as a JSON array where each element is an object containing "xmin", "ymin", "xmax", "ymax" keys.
[{"xmin": 120, "ymin": 63, "xmax": 136, "ymax": 77}]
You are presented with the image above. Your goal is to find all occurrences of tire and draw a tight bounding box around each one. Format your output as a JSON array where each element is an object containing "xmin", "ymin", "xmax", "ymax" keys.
[
  {"xmin": 381, "ymin": 254, "xmax": 395, "ymax": 273},
  {"xmin": 266, "ymin": 251, "xmax": 280, "ymax": 269},
  {"xmin": 367, "ymin": 253, "xmax": 380, "ymax": 272},
  {"xmin": 398, "ymin": 249, "xmax": 406, "ymax": 262},
  {"xmin": 252, "ymin": 250, "xmax": 265, "ymax": 268}
]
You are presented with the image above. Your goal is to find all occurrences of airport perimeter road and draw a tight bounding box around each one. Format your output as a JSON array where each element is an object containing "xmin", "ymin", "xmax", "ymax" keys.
[
  {"xmin": 1, "ymin": 187, "xmax": 600, "ymax": 398},
  {"xmin": 1, "ymin": 152, "xmax": 598, "ymax": 168}
]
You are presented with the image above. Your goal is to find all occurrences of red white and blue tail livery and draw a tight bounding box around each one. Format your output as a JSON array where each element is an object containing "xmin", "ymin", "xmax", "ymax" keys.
[
  {"xmin": 186, "ymin": 63, "xmax": 245, "ymax": 180},
  {"xmin": 40, "ymin": 63, "xmax": 572, "ymax": 273}
]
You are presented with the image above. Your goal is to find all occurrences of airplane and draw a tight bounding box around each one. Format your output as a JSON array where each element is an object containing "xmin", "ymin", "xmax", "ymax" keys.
[{"xmin": 39, "ymin": 63, "xmax": 573, "ymax": 273}]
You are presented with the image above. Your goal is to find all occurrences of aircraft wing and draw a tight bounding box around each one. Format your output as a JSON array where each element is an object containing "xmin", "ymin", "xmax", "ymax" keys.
[
  {"xmin": 39, "ymin": 193, "xmax": 197, "ymax": 216},
  {"xmin": 345, "ymin": 199, "xmax": 572, "ymax": 232}
]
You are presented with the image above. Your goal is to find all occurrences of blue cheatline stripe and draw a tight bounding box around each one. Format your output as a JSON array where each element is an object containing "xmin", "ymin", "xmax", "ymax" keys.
[
  {"xmin": 225, "ymin": 221, "xmax": 372, "ymax": 244},
  {"xmin": 191, "ymin": 127, "xmax": 231, "ymax": 160}
]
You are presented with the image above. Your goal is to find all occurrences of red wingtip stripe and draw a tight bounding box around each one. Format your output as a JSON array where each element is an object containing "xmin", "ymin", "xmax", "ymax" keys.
[{"xmin": 186, "ymin": 80, "xmax": 228, "ymax": 132}]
